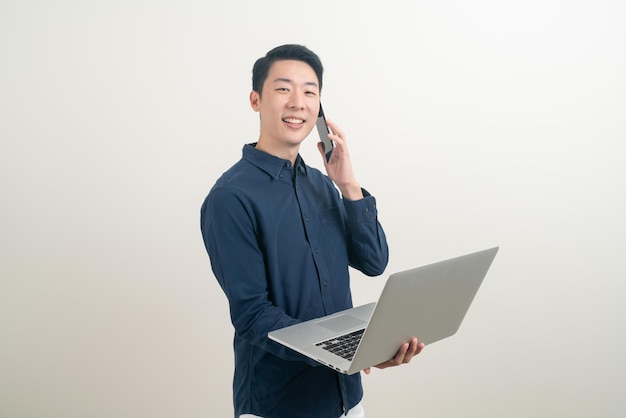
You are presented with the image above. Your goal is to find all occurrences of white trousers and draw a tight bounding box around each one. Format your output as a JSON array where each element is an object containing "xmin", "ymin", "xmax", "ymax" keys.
[{"xmin": 240, "ymin": 401, "xmax": 365, "ymax": 418}]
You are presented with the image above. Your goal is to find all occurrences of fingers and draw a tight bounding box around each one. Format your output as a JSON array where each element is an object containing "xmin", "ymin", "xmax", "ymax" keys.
[
  {"xmin": 392, "ymin": 338, "xmax": 424, "ymax": 366},
  {"xmin": 325, "ymin": 119, "xmax": 346, "ymax": 146},
  {"xmin": 393, "ymin": 341, "xmax": 412, "ymax": 365},
  {"xmin": 365, "ymin": 338, "xmax": 425, "ymax": 374}
]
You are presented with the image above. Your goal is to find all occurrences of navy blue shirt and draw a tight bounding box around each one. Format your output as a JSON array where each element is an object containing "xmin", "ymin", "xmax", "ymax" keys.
[{"xmin": 200, "ymin": 144, "xmax": 389, "ymax": 418}]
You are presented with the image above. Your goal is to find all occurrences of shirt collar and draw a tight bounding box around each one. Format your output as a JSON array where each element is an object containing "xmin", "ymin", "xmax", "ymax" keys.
[{"xmin": 242, "ymin": 143, "xmax": 308, "ymax": 179}]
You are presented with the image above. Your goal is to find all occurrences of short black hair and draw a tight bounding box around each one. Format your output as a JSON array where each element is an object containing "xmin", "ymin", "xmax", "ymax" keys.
[{"xmin": 252, "ymin": 44, "xmax": 324, "ymax": 96}]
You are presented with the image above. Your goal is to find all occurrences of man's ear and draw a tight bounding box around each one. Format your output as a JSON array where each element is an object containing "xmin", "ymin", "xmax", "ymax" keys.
[{"xmin": 250, "ymin": 91, "xmax": 260, "ymax": 112}]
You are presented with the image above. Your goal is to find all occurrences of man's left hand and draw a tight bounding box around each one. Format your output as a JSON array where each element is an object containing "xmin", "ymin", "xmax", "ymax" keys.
[{"xmin": 363, "ymin": 338, "xmax": 425, "ymax": 375}]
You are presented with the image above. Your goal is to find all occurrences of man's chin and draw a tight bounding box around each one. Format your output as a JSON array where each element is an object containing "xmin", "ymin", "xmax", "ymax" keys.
[{"xmin": 284, "ymin": 135, "xmax": 309, "ymax": 147}]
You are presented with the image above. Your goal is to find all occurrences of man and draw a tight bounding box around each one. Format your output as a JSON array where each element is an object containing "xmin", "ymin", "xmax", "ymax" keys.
[{"xmin": 200, "ymin": 44, "xmax": 423, "ymax": 418}]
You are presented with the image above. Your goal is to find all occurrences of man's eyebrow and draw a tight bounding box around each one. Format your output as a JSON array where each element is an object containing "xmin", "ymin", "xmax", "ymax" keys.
[{"xmin": 273, "ymin": 78, "xmax": 319, "ymax": 88}]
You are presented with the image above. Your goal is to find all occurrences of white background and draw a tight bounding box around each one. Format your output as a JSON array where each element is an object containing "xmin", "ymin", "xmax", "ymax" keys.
[{"xmin": 1, "ymin": 1, "xmax": 625, "ymax": 417}]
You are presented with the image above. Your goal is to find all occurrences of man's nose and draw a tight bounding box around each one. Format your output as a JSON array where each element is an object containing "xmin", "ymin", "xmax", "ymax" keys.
[{"xmin": 288, "ymin": 92, "xmax": 305, "ymax": 109}]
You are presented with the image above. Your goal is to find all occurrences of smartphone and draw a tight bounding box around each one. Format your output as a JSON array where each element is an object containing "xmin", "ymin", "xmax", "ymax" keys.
[{"xmin": 316, "ymin": 103, "xmax": 333, "ymax": 162}]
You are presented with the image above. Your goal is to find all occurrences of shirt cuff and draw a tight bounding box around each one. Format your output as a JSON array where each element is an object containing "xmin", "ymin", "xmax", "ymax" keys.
[{"xmin": 343, "ymin": 188, "xmax": 378, "ymax": 223}]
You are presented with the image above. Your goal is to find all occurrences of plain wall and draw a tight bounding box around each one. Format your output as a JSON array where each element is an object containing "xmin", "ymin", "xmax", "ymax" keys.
[{"xmin": 1, "ymin": 1, "xmax": 625, "ymax": 417}]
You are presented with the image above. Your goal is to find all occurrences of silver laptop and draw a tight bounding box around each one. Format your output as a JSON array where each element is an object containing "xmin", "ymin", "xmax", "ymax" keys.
[{"xmin": 268, "ymin": 247, "xmax": 499, "ymax": 375}]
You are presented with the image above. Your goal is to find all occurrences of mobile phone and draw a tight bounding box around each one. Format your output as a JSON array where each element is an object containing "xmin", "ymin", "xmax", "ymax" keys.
[{"xmin": 316, "ymin": 103, "xmax": 333, "ymax": 162}]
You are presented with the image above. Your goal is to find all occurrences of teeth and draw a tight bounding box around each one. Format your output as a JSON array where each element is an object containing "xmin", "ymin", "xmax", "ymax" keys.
[{"xmin": 283, "ymin": 118, "xmax": 304, "ymax": 124}]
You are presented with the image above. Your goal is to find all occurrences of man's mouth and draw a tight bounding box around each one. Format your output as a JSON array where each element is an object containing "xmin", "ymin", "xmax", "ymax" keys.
[{"xmin": 282, "ymin": 117, "xmax": 305, "ymax": 124}]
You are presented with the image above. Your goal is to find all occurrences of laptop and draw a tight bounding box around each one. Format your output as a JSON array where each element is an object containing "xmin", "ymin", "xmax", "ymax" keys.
[{"xmin": 268, "ymin": 247, "xmax": 499, "ymax": 375}]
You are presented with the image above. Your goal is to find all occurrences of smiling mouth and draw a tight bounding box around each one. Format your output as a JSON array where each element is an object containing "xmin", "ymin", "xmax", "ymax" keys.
[{"xmin": 282, "ymin": 117, "xmax": 305, "ymax": 124}]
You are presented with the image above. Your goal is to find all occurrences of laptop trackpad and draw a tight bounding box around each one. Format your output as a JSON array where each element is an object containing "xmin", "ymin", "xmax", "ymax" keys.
[{"xmin": 317, "ymin": 314, "xmax": 366, "ymax": 332}]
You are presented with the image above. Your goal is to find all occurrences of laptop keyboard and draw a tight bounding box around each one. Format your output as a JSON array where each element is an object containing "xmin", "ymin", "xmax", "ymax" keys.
[{"xmin": 316, "ymin": 329, "xmax": 365, "ymax": 361}]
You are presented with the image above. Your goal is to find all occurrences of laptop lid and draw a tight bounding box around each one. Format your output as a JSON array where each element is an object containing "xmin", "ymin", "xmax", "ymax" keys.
[
  {"xmin": 347, "ymin": 246, "xmax": 499, "ymax": 373},
  {"xmin": 269, "ymin": 247, "xmax": 499, "ymax": 374}
]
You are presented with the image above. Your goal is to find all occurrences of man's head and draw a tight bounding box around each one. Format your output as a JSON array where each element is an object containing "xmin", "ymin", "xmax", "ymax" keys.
[
  {"xmin": 252, "ymin": 44, "xmax": 324, "ymax": 96},
  {"xmin": 249, "ymin": 45, "xmax": 325, "ymax": 161}
]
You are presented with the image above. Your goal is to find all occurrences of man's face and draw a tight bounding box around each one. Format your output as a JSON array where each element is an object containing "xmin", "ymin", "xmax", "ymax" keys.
[{"xmin": 250, "ymin": 59, "xmax": 320, "ymax": 153}]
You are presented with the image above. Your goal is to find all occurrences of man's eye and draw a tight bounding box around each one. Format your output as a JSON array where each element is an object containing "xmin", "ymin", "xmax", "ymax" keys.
[
  {"xmin": 277, "ymin": 87, "xmax": 289, "ymax": 92},
  {"xmin": 305, "ymin": 91, "xmax": 317, "ymax": 96}
]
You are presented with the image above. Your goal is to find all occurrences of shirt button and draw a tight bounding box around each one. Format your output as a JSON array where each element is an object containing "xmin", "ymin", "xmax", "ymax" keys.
[
  {"xmin": 315, "ymin": 248, "xmax": 320, "ymax": 254},
  {"xmin": 324, "ymin": 281, "xmax": 328, "ymax": 287}
]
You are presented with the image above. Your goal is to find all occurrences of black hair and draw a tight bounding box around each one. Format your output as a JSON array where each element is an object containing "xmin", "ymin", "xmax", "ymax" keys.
[{"xmin": 252, "ymin": 44, "xmax": 324, "ymax": 96}]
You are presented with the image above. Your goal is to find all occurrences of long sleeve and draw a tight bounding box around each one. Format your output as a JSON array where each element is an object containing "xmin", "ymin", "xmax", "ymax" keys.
[{"xmin": 343, "ymin": 189, "xmax": 389, "ymax": 276}]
